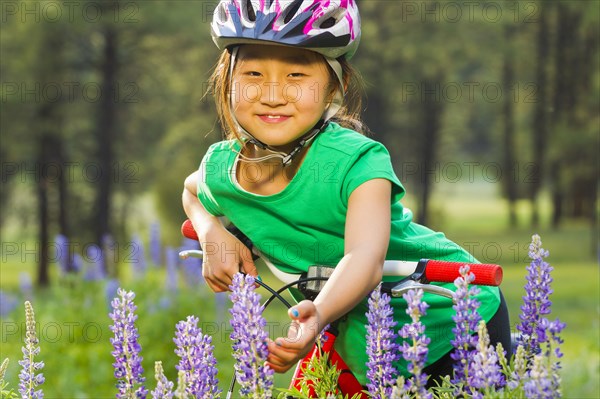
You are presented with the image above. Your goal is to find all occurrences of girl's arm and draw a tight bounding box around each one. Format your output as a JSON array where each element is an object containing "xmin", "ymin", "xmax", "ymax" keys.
[
  {"xmin": 183, "ymin": 171, "xmax": 258, "ymax": 292},
  {"xmin": 266, "ymin": 178, "xmax": 391, "ymax": 372},
  {"xmin": 183, "ymin": 171, "xmax": 222, "ymax": 239}
]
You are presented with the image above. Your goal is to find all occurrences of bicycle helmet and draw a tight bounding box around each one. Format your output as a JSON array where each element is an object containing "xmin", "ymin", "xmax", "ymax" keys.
[{"xmin": 211, "ymin": 0, "xmax": 361, "ymax": 60}]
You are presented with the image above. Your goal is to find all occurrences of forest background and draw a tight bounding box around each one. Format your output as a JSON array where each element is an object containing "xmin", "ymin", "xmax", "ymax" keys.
[{"xmin": 0, "ymin": 0, "xmax": 598, "ymax": 397}]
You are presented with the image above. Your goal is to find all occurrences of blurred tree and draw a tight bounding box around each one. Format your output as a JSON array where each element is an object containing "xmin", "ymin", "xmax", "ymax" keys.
[
  {"xmin": 416, "ymin": 75, "xmax": 445, "ymax": 226},
  {"xmin": 530, "ymin": 0, "xmax": 550, "ymax": 228},
  {"xmin": 121, "ymin": 1, "xmax": 220, "ymax": 243},
  {"xmin": 356, "ymin": 1, "xmax": 504, "ymax": 225},
  {"xmin": 502, "ymin": 25, "xmax": 518, "ymax": 228},
  {"xmin": 548, "ymin": 1, "xmax": 597, "ymax": 246},
  {"xmin": 93, "ymin": 7, "xmax": 119, "ymax": 254},
  {"xmin": 549, "ymin": 1, "xmax": 598, "ymax": 229},
  {"xmin": 20, "ymin": 17, "xmax": 68, "ymax": 286}
]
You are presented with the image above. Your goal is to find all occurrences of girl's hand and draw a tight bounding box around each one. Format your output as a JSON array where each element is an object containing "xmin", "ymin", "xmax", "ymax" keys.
[
  {"xmin": 266, "ymin": 300, "xmax": 322, "ymax": 373},
  {"xmin": 182, "ymin": 170, "xmax": 257, "ymax": 292},
  {"xmin": 198, "ymin": 222, "xmax": 258, "ymax": 292}
]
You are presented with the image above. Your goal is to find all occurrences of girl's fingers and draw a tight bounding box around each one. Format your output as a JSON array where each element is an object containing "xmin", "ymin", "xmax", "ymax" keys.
[
  {"xmin": 266, "ymin": 361, "xmax": 294, "ymax": 373},
  {"xmin": 265, "ymin": 360, "xmax": 291, "ymax": 373},
  {"xmin": 267, "ymin": 340, "xmax": 300, "ymax": 362},
  {"xmin": 276, "ymin": 322, "xmax": 319, "ymax": 350},
  {"xmin": 287, "ymin": 301, "xmax": 320, "ymax": 327},
  {"xmin": 205, "ymin": 278, "xmax": 228, "ymax": 293},
  {"xmin": 266, "ymin": 338, "xmax": 314, "ymax": 373},
  {"xmin": 240, "ymin": 247, "xmax": 258, "ymax": 277},
  {"xmin": 202, "ymin": 264, "xmax": 233, "ymax": 292}
]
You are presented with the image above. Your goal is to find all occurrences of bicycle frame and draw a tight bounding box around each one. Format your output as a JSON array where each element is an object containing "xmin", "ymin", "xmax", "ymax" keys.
[{"xmin": 290, "ymin": 321, "xmax": 367, "ymax": 398}]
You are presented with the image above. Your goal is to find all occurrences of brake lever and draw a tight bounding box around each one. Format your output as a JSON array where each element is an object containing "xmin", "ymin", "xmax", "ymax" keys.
[
  {"xmin": 380, "ymin": 259, "xmax": 455, "ymax": 300},
  {"xmin": 387, "ymin": 279, "xmax": 454, "ymax": 300},
  {"xmin": 179, "ymin": 250, "xmax": 203, "ymax": 259}
]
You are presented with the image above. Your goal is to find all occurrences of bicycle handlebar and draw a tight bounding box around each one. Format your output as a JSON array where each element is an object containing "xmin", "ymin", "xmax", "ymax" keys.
[
  {"xmin": 182, "ymin": 218, "xmax": 199, "ymax": 240},
  {"xmin": 181, "ymin": 219, "xmax": 503, "ymax": 287}
]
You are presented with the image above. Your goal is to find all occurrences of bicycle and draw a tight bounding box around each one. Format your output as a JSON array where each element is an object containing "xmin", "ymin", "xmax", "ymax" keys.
[{"xmin": 179, "ymin": 219, "xmax": 503, "ymax": 399}]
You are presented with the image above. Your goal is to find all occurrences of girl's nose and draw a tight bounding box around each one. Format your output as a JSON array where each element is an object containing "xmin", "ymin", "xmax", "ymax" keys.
[{"xmin": 260, "ymin": 81, "xmax": 288, "ymax": 106}]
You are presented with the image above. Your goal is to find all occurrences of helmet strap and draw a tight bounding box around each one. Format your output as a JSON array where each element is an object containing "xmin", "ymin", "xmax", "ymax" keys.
[{"xmin": 323, "ymin": 57, "xmax": 344, "ymax": 120}]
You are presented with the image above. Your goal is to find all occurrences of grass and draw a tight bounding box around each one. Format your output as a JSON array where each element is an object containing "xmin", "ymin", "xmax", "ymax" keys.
[{"xmin": 0, "ymin": 188, "xmax": 598, "ymax": 398}]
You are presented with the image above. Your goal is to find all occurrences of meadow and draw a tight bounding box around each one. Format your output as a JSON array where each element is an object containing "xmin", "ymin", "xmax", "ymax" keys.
[{"xmin": 0, "ymin": 187, "xmax": 598, "ymax": 398}]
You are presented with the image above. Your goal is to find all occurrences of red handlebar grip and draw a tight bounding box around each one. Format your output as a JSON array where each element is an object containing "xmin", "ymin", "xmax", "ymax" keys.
[
  {"xmin": 181, "ymin": 219, "xmax": 198, "ymax": 240},
  {"xmin": 424, "ymin": 260, "xmax": 503, "ymax": 286}
]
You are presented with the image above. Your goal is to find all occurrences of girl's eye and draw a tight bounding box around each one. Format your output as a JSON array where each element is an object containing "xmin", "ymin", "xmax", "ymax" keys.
[
  {"xmin": 245, "ymin": 71, "xmax": 262, "ymax": 77},
  {"xmin": 288, "ymin": 73, "xmax": 306, "ymax": 78}
]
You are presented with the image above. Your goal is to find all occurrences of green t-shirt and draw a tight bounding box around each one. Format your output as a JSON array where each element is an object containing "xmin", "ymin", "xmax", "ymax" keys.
[{"xmin": 197, "ymin": 122, "xmax": 501, "ymax": 383}]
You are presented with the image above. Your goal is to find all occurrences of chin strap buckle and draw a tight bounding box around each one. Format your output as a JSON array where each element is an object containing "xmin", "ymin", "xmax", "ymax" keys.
[
  {"xmin": 247, "ymin": 138, "xmax": 268, "ymax": 150},
  {"xmin": 281, "ymin": 120, "xmax": 327, "ymax": 166},
  {"xmin": 282, "ymin": 147, "xmax": 302, "ymax": 166}
]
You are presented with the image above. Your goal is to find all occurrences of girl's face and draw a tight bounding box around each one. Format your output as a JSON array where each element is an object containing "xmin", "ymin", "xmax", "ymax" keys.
[{"xmin": 231, "ymin": 45, "xmax": 335, "ymax": 150}]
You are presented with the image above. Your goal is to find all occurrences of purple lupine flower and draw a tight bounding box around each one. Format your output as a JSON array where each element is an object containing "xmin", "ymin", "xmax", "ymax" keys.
[
  {"xmin": 229, "ymin": 273, "xmax": 274, "ymax": 398},
  {"xmin": 150, "ymin": 222, "xmax": 162, "ymax": 266},
  {"xmin": 0, "ymin": 290, "xmax": 18, "ymax": 317},
  {"xmin": 18, "ymin": 301, "xmax": 44, "ymax": 399},
  {"xmin": 524, "ymin": 354, "xmax": 554, "ymax": 398},
  {"xmin": 521, "ymin": 318, "xmax": 565, "ymax": 398},
  {"xmin": 173, "ymin": 316, "xmax": 220, "ymax": 398},
  {"xmin": 547, "ymin": 319, "xmax": 566, "ymax": 360},
  {"xmin": 515, "ymin": 235, "xmax": 566, "ymax": 398},
  {"xmin": 150, "ymin": 361, "xmax": 173, "ymax": 399},
  {"xmin": 516, "ymin": 235, "xmax": 555, "ymax": 357},
  {"xmin": 109, "ymin": 288, "xmax": 148, "ymax": 398},
  {"xmin": 450, "ymin": 265, "xmax": 481, "ymax": 385},
  {"xmin": 545, "ymin": 319, "xmax": 566, "ymax": 394},
  {"xmin": 316, "ymin": 324, "xmax": 330, "ymax": 347},
  {"xmin": 131, "ymin": 235, "xmax": 147, "ymax": 280},
  {"xmin": 72, "ymin": 253, "xmax": 83, "ymax": 273},
  {"xmin": 84, "ymin": 244, "xmax": 105, "ymax": 281},
  {"xmin": 507, "ymin": 344, "xmax": 527, "ymax": 390},
  {"xmin": 54, "ymin": 234, "xmax": 70, "ymax": 274},
  {"xmin": 469, "ymin": 321, "xmax": 504, "ymax": 393},
  {"xmin": 365, "ymin": 285, "xmax": 399, "ymax": 399},
  {"xmin": 398, "ymin": 289, "xmax": 431, "ymax": 398},
  {"xmin": 165, "ymin": 247, "xmax": 179, "ymax": 293}
]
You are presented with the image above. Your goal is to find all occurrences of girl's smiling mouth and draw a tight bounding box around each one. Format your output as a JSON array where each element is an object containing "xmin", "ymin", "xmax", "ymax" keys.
[{"xmin": 258, "ymin": 114, "xmax": 291, "ymax": 123}]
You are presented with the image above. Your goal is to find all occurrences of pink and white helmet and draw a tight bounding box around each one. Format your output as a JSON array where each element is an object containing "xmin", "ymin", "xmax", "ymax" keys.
[{"xmin": 211, "ymin": 0, "xmax": 361, "ymax": 59}]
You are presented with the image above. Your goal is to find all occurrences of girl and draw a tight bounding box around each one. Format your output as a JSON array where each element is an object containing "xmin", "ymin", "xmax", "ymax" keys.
[{"xmin": 182, "ymin": 0, "xmax": 511, "ymax": 387}]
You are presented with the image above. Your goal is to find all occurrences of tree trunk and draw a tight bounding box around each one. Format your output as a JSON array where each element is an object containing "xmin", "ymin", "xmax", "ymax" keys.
[
  {"xmin": 583, "ymin": 31, "xmax": 600, "ymax": 256},
  {"xmin": 502, "ymin": 26, "xmax": 518, "ymax": 228},
  {"xmin": 550, "ymin": 163, "xmax": 563, "ymax": 229},
  {"xmin": 94, "ymin": 25, "xmax": 118, "ymax": 273},
  {"xmin": 416, "ymin": 77, "xmax": 443, "ymax": 226},
  {"xmin": 54, "ymin": 139, "xmax": 75, "ymax": 273},
  {"xmin": 550, "ymin": 3, "xmax": 580, "ymax": 227},
  {"xmin": 591, "ymin": 181, "xmax": 598, "ymax": 257},
  {"xmin": 530, "ymin": 2, "xmax": 549, "ymax": 228},
  {"xmin": 36, "ymin": 135, "xmax": 51, "ymax": 287},
  {"xmin": 34, "ymin": 22, "xmax": 66, "ymax": 286}
]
